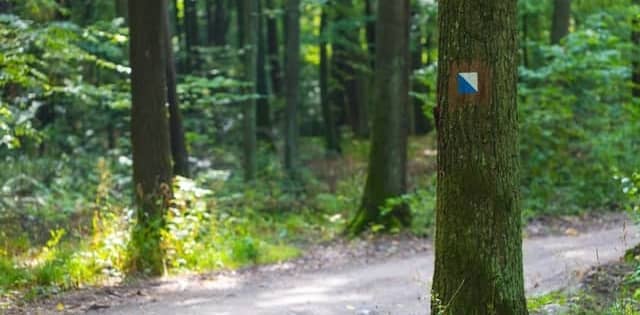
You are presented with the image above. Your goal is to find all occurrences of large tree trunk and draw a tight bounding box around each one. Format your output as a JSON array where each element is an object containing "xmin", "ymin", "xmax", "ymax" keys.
[
  {"xmin": 319, "ymin": 8, "xmax": 341, "ymax": 156},
  {"xmin": 266, "ymin": 0, "xmax": 283, "ymax": 97},
  {"xmin": 550, "ymin": 0, "xmax": 571, "ymax": 44},
  {"xmin": 184, "ymin": 0, "xmax": 199, "ymax": 71},
  {"xmin": 239, "ymin": 0, "xmax": 257, "ymax": 181},
  {"xmin": 347, "ymin": 0, "xmax": 410, "ymax": 235},
  {"xmin": 431, "ymin": 0, "xmax": 528, "ymax": 313},
  {"xmin": 256, "ymin": 0, "xmax": 272, "ymax": 144},
  {"xmin": 284, "ymin": 0, "xmax": 300, "ymax": 178},
  {"xmin": 164, "ymin": 4, "xmax": 189, "ymax": 177},
  {"xmin": 128, "ymin": 0, "xmax": 173, "ymax": 276},
  {"xmin": 633, "ymin": 0, "xmax": 640, "ymax": 98}
]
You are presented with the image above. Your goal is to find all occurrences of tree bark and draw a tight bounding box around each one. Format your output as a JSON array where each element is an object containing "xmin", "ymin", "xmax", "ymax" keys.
[
  {"xmin": 128, "ymin": 0, "xmax": 173, "ymax": 275},
  {"xmin": 550, "ymin": 0, "xmax": 571, "ymax": 44},
  {"xmin": 266, "ymin": 0, "xmax": 283, "ymax": 97},
  {"xmin": 164, "ymin": 3, "xmax": 190, "ymax": 177},
  {"xmin": 184, "ymin": 0, "xmax": 199, "ymax": 71},
  {"xmin": 320, "ymin": 8, "xmax": 341, "ymax": 156},
  {"xmin": 430, "ymin": 0, "xmax": 528, "ymax": 313},
  {"xmin": 284, "ymin": 0, "xmax": 300, "ymax": 178},
  {"xmin": 239, "ymin": 0, "xmax": 258, "ymax": 181},
  {"xmin": 348, "ymin": 0, "xmax": 410, "ymax": 235}
]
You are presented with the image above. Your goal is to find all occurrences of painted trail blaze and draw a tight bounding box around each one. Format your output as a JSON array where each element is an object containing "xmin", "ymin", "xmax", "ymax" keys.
[{"xmin": 457, "ymin": 72, "xmax": 479, "ymax": 95}]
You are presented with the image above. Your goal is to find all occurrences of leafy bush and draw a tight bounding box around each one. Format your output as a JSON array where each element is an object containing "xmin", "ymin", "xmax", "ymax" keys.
[{"xmin": 519, "ymin": 10, "xmax": 640, "ymax": 215}]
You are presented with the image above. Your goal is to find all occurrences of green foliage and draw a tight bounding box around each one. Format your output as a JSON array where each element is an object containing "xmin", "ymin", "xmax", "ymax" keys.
[{"xmin": 519, "ymin": 7, "xmax": 640, "ymax": 216}]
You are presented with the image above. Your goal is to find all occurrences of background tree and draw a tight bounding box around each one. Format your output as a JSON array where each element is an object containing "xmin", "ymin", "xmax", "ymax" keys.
[
  {"xmin": 128, "ymin": 0, "xmax": 173, "ymax": 275},
  {"xmin": 239, "ymin": 0, "xmax": 258, "ymax": 181},
  {"xmin": 266, "ymin": 0, "xmax": 283, "ymax": 97},
  {"xmin": 431, "ymin": 0, "xmax": 528, "ymax": 313},
  {"xmin": 184, "ymin": 0, "xmax": 199, "ymax": 70},
  {"xmin": 165, "ymin": 1, "xmax": 189, "ymax": 177},
  {"xmin": 284, "ymin": 0, "xmax": 300, "ymax": 179},
  {"xmin": 347, "ymin": 0, "xmax": 410, "ymax": 235},
  {"xmin": 633, "ymin": 0, "xmax": 639, "ymax": 98},
  {"xmin": 319, "ymin": 7, "xmax": 341, "ymax": 156},
  {"xmin": 256, "ymin": 0, "xmax": 272, "ymax": 143},
  {"xmin": 551, "ymin": 0, "xmax": 571, "ymax": 44}
]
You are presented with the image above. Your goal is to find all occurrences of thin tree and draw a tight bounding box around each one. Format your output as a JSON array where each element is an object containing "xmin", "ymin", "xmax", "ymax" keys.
[
  {"xmin": 364, "ymin": 0, "xmax": 376, "ymax": 69},
  {"xmin": 347, "ymin": 0, "xmax": 410, "ymax": 235},
  {"xmin": 114, "ymin": 0, "xmax": 127, "ymax": 22},
  {"xmin": 430, "ymin": 0, "xmax": 528, "ymax": 313},
  {"xmin": 207, "ymin": 0, "xmax": 228, "ymax": 46},
  {"xmin": 184, "ymin": 0, "xmax": 199, "ymax": 71},
  {"xmin": 266, "ymin": 0, "xmax": 283, "ymax": 97},
  {"xmin": 551, "ymin": 0, "xmax": 571, "ymax": 44},
  {"xmin": 284, "ymin": 0, "xmax": 300, "ymax": 178},
  {"xmin": 128, "ymin": 0, "xmax": 173, "ymax": 275},
  {"xmin": 164, "ymin": 2, "xmax": 189, "ymax": 177},
  {"xmin": 320, "ymin": 7, "xmax": 341, "ymax": 155},
  {"xmin": 256, "ymin": 0, "xmax": 272, "ymax": 143},
  {"xmin": 238, "ymin": 0, "xmax": 258, "ymax": 181},
  {"xmin": 633, "ymin": 0, "xmax": 639, "ymax": 98}
]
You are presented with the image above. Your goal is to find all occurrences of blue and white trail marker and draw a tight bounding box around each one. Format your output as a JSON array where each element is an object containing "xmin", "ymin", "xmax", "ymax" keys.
[{"xmin": 457, "ymin": 72, "xmax": 479, "ymax": 95}]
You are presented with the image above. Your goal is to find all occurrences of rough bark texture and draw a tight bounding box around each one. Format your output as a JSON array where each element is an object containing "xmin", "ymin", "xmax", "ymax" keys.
[
  {"xmin": 319, "ymin": 8, "xmax": 341, "ymax": 156},
  {"xmin": 550, "ymin": 0, "xmax": 571, "ymax": 44},
  {"xmin": 240, "ymin": 0, "xmax": 257, "ymax": 181},
  {"xmin": 184, "ymin": 0, "xmax": 199, "ymax": 70},
  {"xmin": 431, "ymin": 0, "xmax": 528, "ymax": 314},
  {"xmin": 164, "ymin": 5, "xmax": 189, "ymax": 177},
  {"xmin": 348, "ymin": 0, "xmax": 410, "ymax": 235},
  {"xmin": 284, "ymin": 0, "xmax": 300, "ymax": 178},
  {"xmin": 256, "ymin": 0, "xmax": 272, "ymax": 143},
  {"xmin": 633, "ymin": 0, "xmax": 640, "ymax": 98},
  {"xmin": 128, "ymin": 0, "xmax": 173, "ymax": 275}
]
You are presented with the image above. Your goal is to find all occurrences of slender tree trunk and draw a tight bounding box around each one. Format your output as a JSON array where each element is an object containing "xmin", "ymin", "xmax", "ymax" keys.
[
  {"xmin": 330, "ymin": 0, "xmax": 364, "ymax": 137},
  {"xmin": 410, "ymin": 2, "xmax": 429, "ymax": 135},
  {"xmin": 284, "ymin": 0, "xmax": 300, "ymax": 178},
  {"xmin": 320, "ymin": 8, "xmax": 341, "ymax": 156},
  {"xmin": 348, "ymin": 0, "xmax": 410, "ymax": 235},
  {"xmin": 256, "ymin": 0, "xmax": 272, "ymax": 143},
  {"xmin": 364, "ymin": 0, "xmax": 376, "ymax": 69},
  {"xmin": 164, "ymin": 5, "xmax": 190, "ymax": 177},
  {"xmin": 550, "ymin": 0, "xmax": 571, "ymax": 44},
  {"xmin": 633, "ymin": 0, "xmax": 640, "ymax": 98},
  {"xmin": 522, "ymin": 12, "xmax": 529, "ymax": 68},
  {"xmin": 184, "ymin": 0, "xmax": 199, "ymax": 71},
  {"xmin": 128, "ymin": 0, "xmax": 173, "ymax": 276},
  {"xmin": 266, "ymin": 0, "xmax": 283, "ymax": 97},
  {"xmin": 171, "ymin": 0, "xmax": 184, "ymax": 72},
  {"xmin": 239, "ymin": 0, "xmax": 258, "ymax": 181},
  {"xmin": 431, "ymin": 0, "xmax": 528, "ymax": 313},
  {"xmin": 207, "ymin": 0, "xmax": 228, "ymax": 45},
  {"xmin": 115, "ymin": 0, "xmax": 127, "ymax": 22}
]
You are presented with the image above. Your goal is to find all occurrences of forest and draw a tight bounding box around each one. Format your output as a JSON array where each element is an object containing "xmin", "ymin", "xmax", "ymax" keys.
[{"xmin": 0, "ymin": 0, "xmax": 640, "ymax": 314}]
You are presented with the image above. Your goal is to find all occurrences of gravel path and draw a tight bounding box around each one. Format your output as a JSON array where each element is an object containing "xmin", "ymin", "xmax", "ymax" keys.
[{"xmin": 84, "ymin": 222, "xmax": 638, "ymax": 315}]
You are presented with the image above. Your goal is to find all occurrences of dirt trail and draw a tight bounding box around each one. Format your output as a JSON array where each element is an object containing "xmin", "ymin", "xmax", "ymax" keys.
[{"xmin": 87, "ymin": 223, "xmax": 638, "ymax": 315}]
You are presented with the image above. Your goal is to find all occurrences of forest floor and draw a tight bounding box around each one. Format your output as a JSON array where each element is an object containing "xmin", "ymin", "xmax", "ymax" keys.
[{"xmin": 10, "ymin": 212, "xmax": 636, "ymax": 315}]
